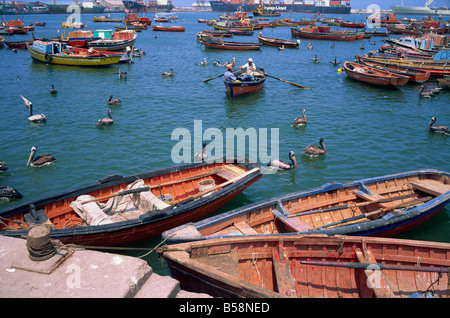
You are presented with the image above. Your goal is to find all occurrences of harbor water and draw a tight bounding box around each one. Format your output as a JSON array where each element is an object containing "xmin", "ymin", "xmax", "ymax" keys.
[{"xmin": 0, "ymin": 12, "xmax": 449, "ymax": 276}]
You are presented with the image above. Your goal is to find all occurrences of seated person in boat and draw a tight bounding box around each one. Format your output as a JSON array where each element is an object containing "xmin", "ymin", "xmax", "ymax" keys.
[
  {"xmin": 239, "ymin": 58, "xmax": 256, "ymax": 81},
  {"xmin": 224, "ymin": 64, "xmax": 237, "ymax": 81}
]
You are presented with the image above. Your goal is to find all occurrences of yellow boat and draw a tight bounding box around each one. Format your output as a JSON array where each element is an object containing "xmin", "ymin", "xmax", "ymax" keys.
[{"xmin": 26, "ymin": 41, "xmax": 122, "ymax": 66}]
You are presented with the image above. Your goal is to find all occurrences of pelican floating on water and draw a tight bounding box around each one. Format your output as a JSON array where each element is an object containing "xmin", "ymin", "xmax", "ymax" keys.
[
  {"xmin": 107, "ymin": 94, "xmax": 121, "ymax": 105},
  {"xmin": 307, "ymin": 43, "xmax": 313, "ymax": 50},
  {"xmin": 310, "ymin": 55, "xmax": 320, "ymax": 63},
  {"xmin": 278, "ymin": 45, "xmax": 285, "ymax": 51},
  {"xmin": 199, "ymin": 58, "xmax": 207, "ymax": 66},
  {"xmin": 20, "ymin": 95, "xmax": 47, "ymax": 122},
  {"xmin": 162, "ymin": 68, "xmax": 174, "ymax": 77},
  {"xmin": 427, "ymin": 117, "xmax": 449, "ymax": 135},
  {"xmin": 267, "ymin": 151, "xmax": 298, "ymax": 171},
  {"xmin": 303, "ymin": 138, "xmax": 326, "ymax": 156},
  {"xmin": 50, "ymin": 84, "xmax": 57, "ymax": 95},
  {"xmin": 194, "ymin": 142, "xmax": 208, "ymax": 161},
  {"xmin": 27, "ymin": 146, "xmax": 56, "ymax": 167},
  {"xmin": 116, "ymin": 69, "xmax": 127, "ymax": 79},
  {"xmin": 293, "ymin": 109, "xmax": 307, "ymax": 127},
  {"xmin": 96, "ymin": 109, "xmax": 114, "ymax": 126},
  {"xmin": 0, "ymin": 186, "xmax": 23, "ymax": 200},
  {"xmin": 0, "ymin": 161, "xmax": 8, "ymax": 173}
]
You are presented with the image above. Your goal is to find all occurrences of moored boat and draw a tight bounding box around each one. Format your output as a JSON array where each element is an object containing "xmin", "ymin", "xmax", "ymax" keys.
[
  {"xmin": 26, "ymin": 40, "xmax": 122, "ymax": 66},
  {"xmin": 35, "ymin": 21, "xmax": 46, "ymax": 26},
  {"xmin": 257, "ymin": 34, "xmax": 300, "ymax": 48},
  {"xmin": 114, "ymin": 24, "xmax": 145, "ymax": 32},
  {"xmin": 87, "ymin": 30, "xmax": 137, "ymax": 51},
  {"xmin": 226, "ymin": 28, "xmax": 254, "ymax": 36},
  {"xmin": 161, "ymin": 234, "xmax": 450, "ymax": 298},
  {"xmin": 93, "ymin": 15, "xmax": 124, "ymax": 23},
  {"xmin": 0, "ymin": 158, "xmax": 261, "ymax": 246},
  {"xmin": 68, "ymin": 30, "xmax": 100, "ymax": 48},
  {"xmin": 339, "ymin": 21, "xmax": 366, "ymax": 28},
  {"xmin": 151, "ymin": 25, "xmax": 185, "ymax": 32},
  {"xmin": 163, "ymin": 169, "xmax": 450, "ymax": 244},
  {"xmin": 5, "ymin": 39, "xmax": 33, "ymax": 49},
  {"xmin": 358, "ymin": 56, "xmax": 431, "ymax": 83},
  {"xmin": 290, "ymin": 25, "xmax": 360, "ymax": 41},
  {"xmin": 343, "ymin": 61, "xmax": 410, "ymax": 87},
  {"xmin": 202, "ymin": 28, "xmax": 232, "ymax": 37},
  {"xmin": 224, "ymin": 68, "xmax": 267, "ymax": 98},
  {"xmin": 202, "ymin": 39, "xmax": 262, "ymax": 50}
]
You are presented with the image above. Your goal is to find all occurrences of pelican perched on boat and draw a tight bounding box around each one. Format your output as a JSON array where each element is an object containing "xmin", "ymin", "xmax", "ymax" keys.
[
  {"xmin": 267, "ymin": 151, "xmax": 298, "ymax": 171},
  {"xmin": 0, "ymin": 186, "xmax": 23, "ymax": 200},
  {"xmin": 50, "ymin": 84, "xmax": 57, "ymax": 95},
  {"xmin": 162, "ymin": 68, "xmax": 174, "ymax": 77},
  {"xmin": 330, "ymin": 58, "xmax": 341, "ymax": 66},
  {"xmin": 20, "ymin": 95, "xmax": 47, "ymax": 122},
  {"xmin": 293, "ymin": 109, "xmax": 307, "ymax": 127},
  {"xmin": 303, "ymin": 138, "xmax": 326, "ymax": 156},
  {"xmin": 96, "ymin": 109, "xmax": 114, "ymax": 126},
  {"xmin": 199, "ymin": 58, "xmax": 207, "ymax": 66},
  {"xmin": 107, "ymin": 94, "xmax": 121, "ymax": 105},
  {"xmin": 27, "ymin": 146, "xmax": 56, "ymax": 167},
  {"xmin": 427, "ymin": 117, "xmax": 449, "ymax": 135}
]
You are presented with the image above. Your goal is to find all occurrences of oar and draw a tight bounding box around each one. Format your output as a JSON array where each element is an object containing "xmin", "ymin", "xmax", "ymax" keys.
[
  {"xmin": 300, "ymin": 260, "xmax": 449, "ymax": 273},
  {"xmin": 309, "ymin": 196, "xmax": 432, "ymax": 231},
  {"xmin": 287, "ymin": 193, "xmax": 417, "ymax": 218},
  {"xmin": 265, "ymin": 74, "xmax": 307, "ymax": 89},
  {"xmin": 203, "ymin": 69, "xmax": 238, "ymax": 83}
]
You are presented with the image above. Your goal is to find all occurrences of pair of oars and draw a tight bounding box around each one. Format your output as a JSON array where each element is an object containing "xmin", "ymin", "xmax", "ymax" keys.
[{"xmin": 203, "ymin": 71, "xmax": 307, "ymax": 89}]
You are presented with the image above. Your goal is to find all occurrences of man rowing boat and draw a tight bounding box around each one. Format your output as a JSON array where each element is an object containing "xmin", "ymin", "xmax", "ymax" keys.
[{"xmin": 224, "ymin": 64, "xmax": 236, "ymax": 81}]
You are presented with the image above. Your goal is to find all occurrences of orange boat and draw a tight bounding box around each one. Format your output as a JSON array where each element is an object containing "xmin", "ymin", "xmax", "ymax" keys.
[
  {"xmin": 343, "ymin": 61, "xmax": 410, "ymax": 87},
  {"xmin": 152, "ymin": 25, "xmax": 185, "ymax": 32},
  {"xmin": 224, "ymin": 68, "xmax": 266, "ymax": 98},
  {"xmin": 161, "ymin": 234, "xmax": 450, "ymax": 298}
]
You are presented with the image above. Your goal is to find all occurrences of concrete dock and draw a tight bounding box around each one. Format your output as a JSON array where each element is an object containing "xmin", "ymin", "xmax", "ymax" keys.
[{"xmin": 0, "ymin": 235, "xmax": 212, "ymax": 298}]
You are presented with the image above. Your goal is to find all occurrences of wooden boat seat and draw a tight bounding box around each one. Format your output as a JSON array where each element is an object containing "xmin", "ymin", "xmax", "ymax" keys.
[
  {"xmin": 353, "ymin": 190, "xmax": 394, "ymax": 208},
  {"xmin": 272, "ymin": 209, "xmax": 311, "ymax": 232},
  {"xmin": 410, "ymin": 180, "xmax": 450, "ymax": 196},
  {"xmin": 214, "ymin": 164, "xmax": 246, "ymax": 181},
  {"xmin": 234, "ymin": 221, "xmax": 258, "ymax": 235}
]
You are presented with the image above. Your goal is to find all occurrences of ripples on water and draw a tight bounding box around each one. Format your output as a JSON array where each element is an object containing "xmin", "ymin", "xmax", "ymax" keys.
[{"xmin": 0, "ymin": 12, "xmax": 449, "ymax": 274}]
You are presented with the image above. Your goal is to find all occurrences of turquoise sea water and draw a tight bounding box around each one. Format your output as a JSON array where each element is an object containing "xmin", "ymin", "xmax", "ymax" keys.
[{"xmin": 0, "ymin": 12, "xmax": 449, "ymax": 276}]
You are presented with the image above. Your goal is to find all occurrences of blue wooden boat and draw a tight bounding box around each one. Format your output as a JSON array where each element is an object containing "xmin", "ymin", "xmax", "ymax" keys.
[{"xmin": 162, "ymin": 169, "xmax": 450, "ymax": 244}]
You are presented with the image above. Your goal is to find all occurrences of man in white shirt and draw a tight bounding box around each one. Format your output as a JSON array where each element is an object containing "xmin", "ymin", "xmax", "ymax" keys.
[{"xmin": 239, "ymin": 58, "xmax": 256, "ymax": 81}]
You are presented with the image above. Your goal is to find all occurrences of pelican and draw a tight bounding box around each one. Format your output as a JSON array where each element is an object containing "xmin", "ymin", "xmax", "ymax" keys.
[
  {"xmin": 27, "ymin": 146, "xmax": 56, "ymax": 167},
  {"xmin": 96, "ymin": 109, "xmax": 114, "ymax": 126},
  {"xmin": 20, "ymin": 95, "xmax": 47, "ymax": 122},
  {"xmin": 213, "ymin": 61, "xmax": 224, "ymax": 67},
  {"xmin": 303, "ymin": 138, "xmax": 326, "ymax": 156},
  {"xmin": 199, "ymin": 58, "xmax": 207, "ymax": 66},
  {"xmin": 194, "ymin": 142, "xmax": 208, "ymax": 161},
  {"xmin": 50, "ymin": 84, "xmax": 57, "ymax": 95},
  {"xmin": 427, "ymin": 117, "xmax": 449, "ymax": 135},
  {"xmin": 419, "ymin": 85, "xmax": 433, "ymax": 98},
  {"xmin": 116, "ymin": 69, "xmax": 127, "ymax": 79},
  {"xmin": 310, "ymin": 54, "xmax": 320, "ymax": 63},
  {"xmin": 293, "ymin": 109, "xmax": 307, "ymax": 127},
  {"xmin": 278, "ymin": 45, "xmax": 285, "ymax": 51},
  {"xmin": 267, "ymin": 151, "xmax": 298, "ymax": 171},
  {"xmin": 330, "ymin": 43, "xmax": 335, "ymax": 48},
  {"xmin": 107, "ymin": 94, "xmax": 121, "ymax": 105},
  {"xmin": 162, "ymin": 67, "xmax": 174, "ymax": 77},
  {"xmin": 0, "ymin": 186, "xmax": 23, "ymax": 200},
  {"xmin": 296, "ymin": 39, "xmax": 301, "ymax": 46},
  {"xmin": 307, "ymin": 43, "xmax": 313, "ymax": 50},
  {"xmin": 0, "ymin": 161, "xmax": 8, "ymax": 173},
  {"xmin": 330, "ymin": 58, "xmax": 341, "ymax": 65}
]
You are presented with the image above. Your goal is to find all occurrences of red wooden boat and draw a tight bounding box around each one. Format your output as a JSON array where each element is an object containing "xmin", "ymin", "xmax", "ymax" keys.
[
  {"xmin": 290, "ymin": 25, "xmax": 359, "ymax": 41},
  {"xmin": 152, "ymin": 25, "xmax": 185, "ymax": 32},
  {"xmin": 386, "ymin": 25, "xmax": 421, "ymax": 36},
  {"xmin": 139, "ymin": 17, "xmax": 152, "ymax": 25},
  {"xmin": 197, "ymin": 19, "xmax": 207, "ymax": 23},
  {"xmin": 343, "ymin": 61, "xmax": 410, "ymax": 87},
  {"xmin": 358, "ymin": 56, "xmax": 430, "ymax": 83},
  {"xmin": 0, "ymin": 159, "xmax": 261, "ymax": 246},
  {"xmin": 339, "ymin": 21, "xmax": 366, "ymax": 28},
  {"xmin": 202, "ymin": 39, "xmax": 262, "ymax": 50},
  {"xmin": 224, "ymin": 68, "xmax": 266, "ymax": 98},
  {"xmin": 161, "ymin": 234, "xmax": 450, "ymax": 298},
  {"xmin": 257, "ymin": 35, "xmax": 299, "ymax": 48},
  {"xmin": 35, "ymin": 21, "xmax": 46, "ymax": 26}
]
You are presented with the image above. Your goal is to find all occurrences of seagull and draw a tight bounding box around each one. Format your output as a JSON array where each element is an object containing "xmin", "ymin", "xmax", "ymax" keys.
[
  {"xmin": 20, "ymin": 95, "xmax": 47, "ymax": 122},
  {"xmin": 199, "ymin": 58, "xmax": 207, "ymax": 66},
  {"xmin": 267, "ymin": 151, "xmax": 298, "ymax": 171},
  {"xmin": 310, "ymin": 54, "xmax": 321, "ymax": 63},
  {"xmin": 50, "ymin": 84, "xmax": 57, "ymax": 95},
  {"xmin": 293, "ymin": 109, "xmax": 307, "ymax": 127},
  {"xmin": 427, "ymin": 117, "xmax": 449, "ymax": 135},
  {"xmin": 96, "ymin": 109, "xmax": 114, "ymax": 126},
  {"xmin": 27, "ymin": 146, "xmax": 56, "ymax": 167},
  {"xmin": 303, "ymin": 138, "xmax": 326, "ymax": 156},
  {"xmin": 162, "ymin": 67, "xmax": 174, "ymax": 77},
  {"xmin": 107, "ymin": 94, "xmax": 121, "ymax": 105}
]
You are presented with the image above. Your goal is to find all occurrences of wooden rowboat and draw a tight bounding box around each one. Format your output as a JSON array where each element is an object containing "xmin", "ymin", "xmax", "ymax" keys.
[
  {"xmin": 339, "ymin": 21, "xmax": 366, "ymax": 28},
  {"xmin": 226, "ymin": 28, "xmax": 254, "ymax": 36},
  {"xmin": 35, "ymin": 21, "xmax": 46, "ymax": 26},
  {"xmin": 343, "ymin": 61, "xmax": 410, "ymax": 87},
  {"xmin": 224, "ymin": 68, "xmax": 267, "ymax": 98},
  {"xmin": 5, "ymin": 39, "xmax": 33, "ymax": 49},
  {"xmin": 161, "ymin": 234, "xmax": 450, "ymax": 298},
  {"xmin": 257, "ymin": 34, "xmax": 299, "ymax": 48},
  {"xmin": 202, "ymin": 29, "xmax": 232, "ymax": 37},
  {"xmin": 0, "ymin": 158, "xmax": 261, "ymax": 246},
  {"xmin": 163, "ymin": 169, "xmax": 450, "ymax": 244},
  {"xmin": 202, "ymin": 39, "xmax": 262, "ymax": 50},
  {"xmin": 290, "ymin": 25, "xmax": 360, "ymax": 41},
  {"xmin": 358, "ymin": 56, "xmax": 430, "ymax": 83},
  {"xmin": 152, "ymin": 25, "xmax": 185, "ymax": 32}
]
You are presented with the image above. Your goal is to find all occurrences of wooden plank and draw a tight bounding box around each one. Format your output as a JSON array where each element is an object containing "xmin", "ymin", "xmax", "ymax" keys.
[
  {"xmin": 272, "ymin": 209, "xmax": 311, "ymax": 232},
  {"xmin": 271, "ymin": 249, "xmax": 297, "ymax": 297},
  {"xmin": 353, "ymin": 190, "xmax": 393, "ymax": 208},
  {"xmin": 410, "ymin": 180, "xmax": 450, "ymax": 197},
  {"xmin": 234, "ymin": 221, "xmax": 259, "ymax": 235}
]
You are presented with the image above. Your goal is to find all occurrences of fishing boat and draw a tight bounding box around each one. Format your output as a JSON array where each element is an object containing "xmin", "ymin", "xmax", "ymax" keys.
[
  {"xmin": 202, "ymin": 39, "xmax": 262, "ymax": 50},
  {"xmin": 163, "ymin": 169, "xmax": 450, "ymax": 244},
  {"xmin": 35, "ymin": 21, "xmax": 46, "ymax": 26},
  {"xmin": 290, "ymin": 25, "xmax": 360, "ymax": 41},
  {"xmin": 152, "ymin": 25, "xmax": 185, "ymax": 32},
  {"xmin": 26, "ymin": 41, "xmax": 122, "ymax": 67},
  {"xmin": 343, "ymin": 61, "xmax": 410, "ymax": 87},
  {"xmin": 274, "ymin": 20, "xmax": 297, "ymax": 27},
  {"xmin": 114, "ymin": 24, "xmax": 145, "ymax": 32},
  {"xmin": 0, "ymin": 158, "xmax": 261, "ymax": 246},
  {"xmin": 226, "ymin": 28, "xmax": 254, "ymax": 36},
  {"xmin": 87, "ymin": 30, "xmax": 137, "ymax": 51},
  {"xmin": 5, "ymin": 39, "xmax": 33, "ymax": 49},
  {"xmin": 212, "ymin": 21, "xmax": 253, "ymax": 31},
  {"xmin": 93, "ymin": 15, "xmax": 124, "ymax": 23},
  {"xmin": 358, "ymin": 56, "xmax": 431, "ymax": 83},
  {"xmin": 68, "ymin": 30, "xmax": 101, "ymax": 48},
  {"xmin": 339, "ymin": 21, "xmax": 366, "ymax": 28},
  {"xmin": 386, "ymin": 24, "xmax": 421, "ymax": 36},
  {"xmin": 161, "ymin": 234, "xmax": 450, "ymax": 298},
  {"xmin": 257, "ymin": 34, "xmax": 299, "ymax": 48},
  {"xmin": 202, "ymin": 29, "xmax": 232, "ymax": 37},
  {"xmin": 224, "ymin": 68, "xmax": 267, "ymax": 98}
]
